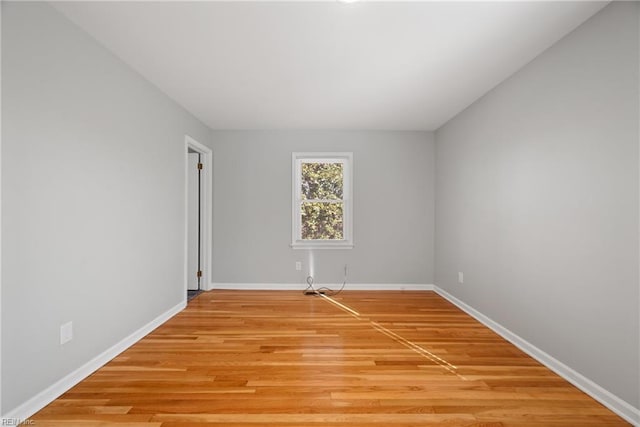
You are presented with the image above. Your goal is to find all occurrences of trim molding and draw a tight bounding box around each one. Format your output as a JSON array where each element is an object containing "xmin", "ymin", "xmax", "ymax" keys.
[
  {"xmin": 210, "ymin": 283, "xmax": 434, "ymax": 291},
  {"xmin": 2, "ymin": 301, "xmax": 186, "ymax": 422},
  {"xmin": 184, "ymin": 136, "xmax": 213, "ymax": 301},
  {"xmin": 291, "ymin": 152, "xmax": 353, "ymax": 249},
  {"xmin": 433, "ymin": 286, "xmax": 640, "ymax": 426}
]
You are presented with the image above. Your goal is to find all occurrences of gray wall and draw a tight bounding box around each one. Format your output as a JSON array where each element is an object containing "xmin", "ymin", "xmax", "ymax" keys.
[
  {"xmin": 435, "ymin": 2, "xmax": 639, "ymax": 408},
  {"xmin": 1, "ymin": 2, "xmax": 211, "ymax": 413},
  {"xmin": 209, "ymin": 131, "xmax": 434, "ymax": 286}
]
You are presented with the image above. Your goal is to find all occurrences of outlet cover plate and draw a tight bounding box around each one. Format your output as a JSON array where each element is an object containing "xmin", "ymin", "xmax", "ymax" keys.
[{"xmin": 60, "ymin": 321, "xmax": 73, "ymax": 345}]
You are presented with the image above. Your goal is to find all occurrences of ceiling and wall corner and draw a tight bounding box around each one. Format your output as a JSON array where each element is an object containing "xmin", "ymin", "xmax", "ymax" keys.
[{"xmin": 51, "ymin": 1, "xmax": 608, "ymax": 131}]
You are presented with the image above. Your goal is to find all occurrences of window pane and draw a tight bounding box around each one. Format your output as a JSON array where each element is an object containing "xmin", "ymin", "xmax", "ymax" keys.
[
  {"xmin": 301, "ymin": 202, "xmax": 343, "ymax": 240},
  {"xmin": 301, "ymin": 163, "xmax": 343, "ymax": 200}
]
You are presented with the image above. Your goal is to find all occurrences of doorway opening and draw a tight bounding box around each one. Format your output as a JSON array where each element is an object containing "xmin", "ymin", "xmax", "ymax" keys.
[{"xmin": 185, "ymin": 136, "xmax": 212, "ymax": 302}]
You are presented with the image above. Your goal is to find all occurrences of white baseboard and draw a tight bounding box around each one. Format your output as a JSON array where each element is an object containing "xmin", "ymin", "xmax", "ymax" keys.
[
  {"xmin": 6, "ymin": 285, "xmax": 636, "ymax": 425},
  {"xmin": 210, "ymin": 282, "xmax": 434, "ymax": 291},
  {"xmin": 2, "ymin": 300, "xmax": 186, "ymax": 422},
  {"xmin": 433, "ymin": 285, "xmax": 640, "ymax": 426}
]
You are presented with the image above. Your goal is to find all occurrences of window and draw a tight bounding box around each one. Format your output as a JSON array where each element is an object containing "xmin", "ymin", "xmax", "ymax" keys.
[{"xmin": 292, "ymin": 152, "xmax": 353, "ymax": 249}]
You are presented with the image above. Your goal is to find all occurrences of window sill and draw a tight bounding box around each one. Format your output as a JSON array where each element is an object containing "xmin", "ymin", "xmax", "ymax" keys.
[{"xmin": 291, "ymin": 241, "xmax": 354, "ymax": 250}]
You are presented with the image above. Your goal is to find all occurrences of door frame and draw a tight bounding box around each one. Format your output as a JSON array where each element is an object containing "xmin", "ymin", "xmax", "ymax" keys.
[{"xmin": 184, "ymin": 135, "xmax": 213, "ymax": 298}]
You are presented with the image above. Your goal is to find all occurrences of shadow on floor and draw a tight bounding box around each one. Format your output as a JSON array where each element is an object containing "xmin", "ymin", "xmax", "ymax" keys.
[{"xmin": 187, "ymin": 289, "xmax": 203, "ymax": 302}]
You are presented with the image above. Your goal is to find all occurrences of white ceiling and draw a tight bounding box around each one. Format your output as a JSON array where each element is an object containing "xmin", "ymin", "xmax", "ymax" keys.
[{"xmin": 52, "ymin": 1, "xmax": 607, "ymax": 131}]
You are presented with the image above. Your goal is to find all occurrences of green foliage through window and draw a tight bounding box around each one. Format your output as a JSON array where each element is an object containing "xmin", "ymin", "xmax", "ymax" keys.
[
  {"xmin": 301, "ymin": 202, "xmax": 344, "ymax": 240},
  {"xmin": 301, "ymin": 163, "xmax": 343, "ymax": 200},
  {"xmin": 300, "ymin": 162, "xmax": 344, "ymax": 240}
]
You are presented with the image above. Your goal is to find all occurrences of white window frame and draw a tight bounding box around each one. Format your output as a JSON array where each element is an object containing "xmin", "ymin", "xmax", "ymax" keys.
[{"xmin": 291, "ymin": 152, "xmax": 353, "ymax": 249}]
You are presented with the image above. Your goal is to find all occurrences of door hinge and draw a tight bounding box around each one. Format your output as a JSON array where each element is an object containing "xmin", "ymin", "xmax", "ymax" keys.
[
  {"xmin": 197, "ymin": 270, "xmax": 202, "ymax": 278},
  {"xmin": 197, "ymin": 163, "xmax": 203, "ymax": 170}
]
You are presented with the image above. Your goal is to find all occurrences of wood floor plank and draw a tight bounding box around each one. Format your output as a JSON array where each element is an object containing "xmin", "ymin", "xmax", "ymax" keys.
[{"xmin": 27, "ymin": 290, "xmax": 630, "ymax": 426}]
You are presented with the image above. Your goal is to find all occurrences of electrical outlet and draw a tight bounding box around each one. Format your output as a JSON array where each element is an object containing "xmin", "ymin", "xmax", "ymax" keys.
[
  {"xmin": 458, "ymin": 272, "xmax": 464, "ymax": 284},
  {"xmin": 60, "ymin": 321, "xmax": 73, "ymax": 345},
  {"xmin": 295, "ymin": 261, "xmax": 302, "ymax": 271}
]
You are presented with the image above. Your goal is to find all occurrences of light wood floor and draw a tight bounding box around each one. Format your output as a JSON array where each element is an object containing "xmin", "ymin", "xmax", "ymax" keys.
[{"xmin": 30, "ymin": 290, "xmax": 629, "ymax": 426}]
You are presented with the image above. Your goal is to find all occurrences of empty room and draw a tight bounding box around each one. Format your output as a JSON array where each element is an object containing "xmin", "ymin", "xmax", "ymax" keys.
[{"xmin": 1, "ymin": 0, "xmax": 639, "ymax": 426}]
